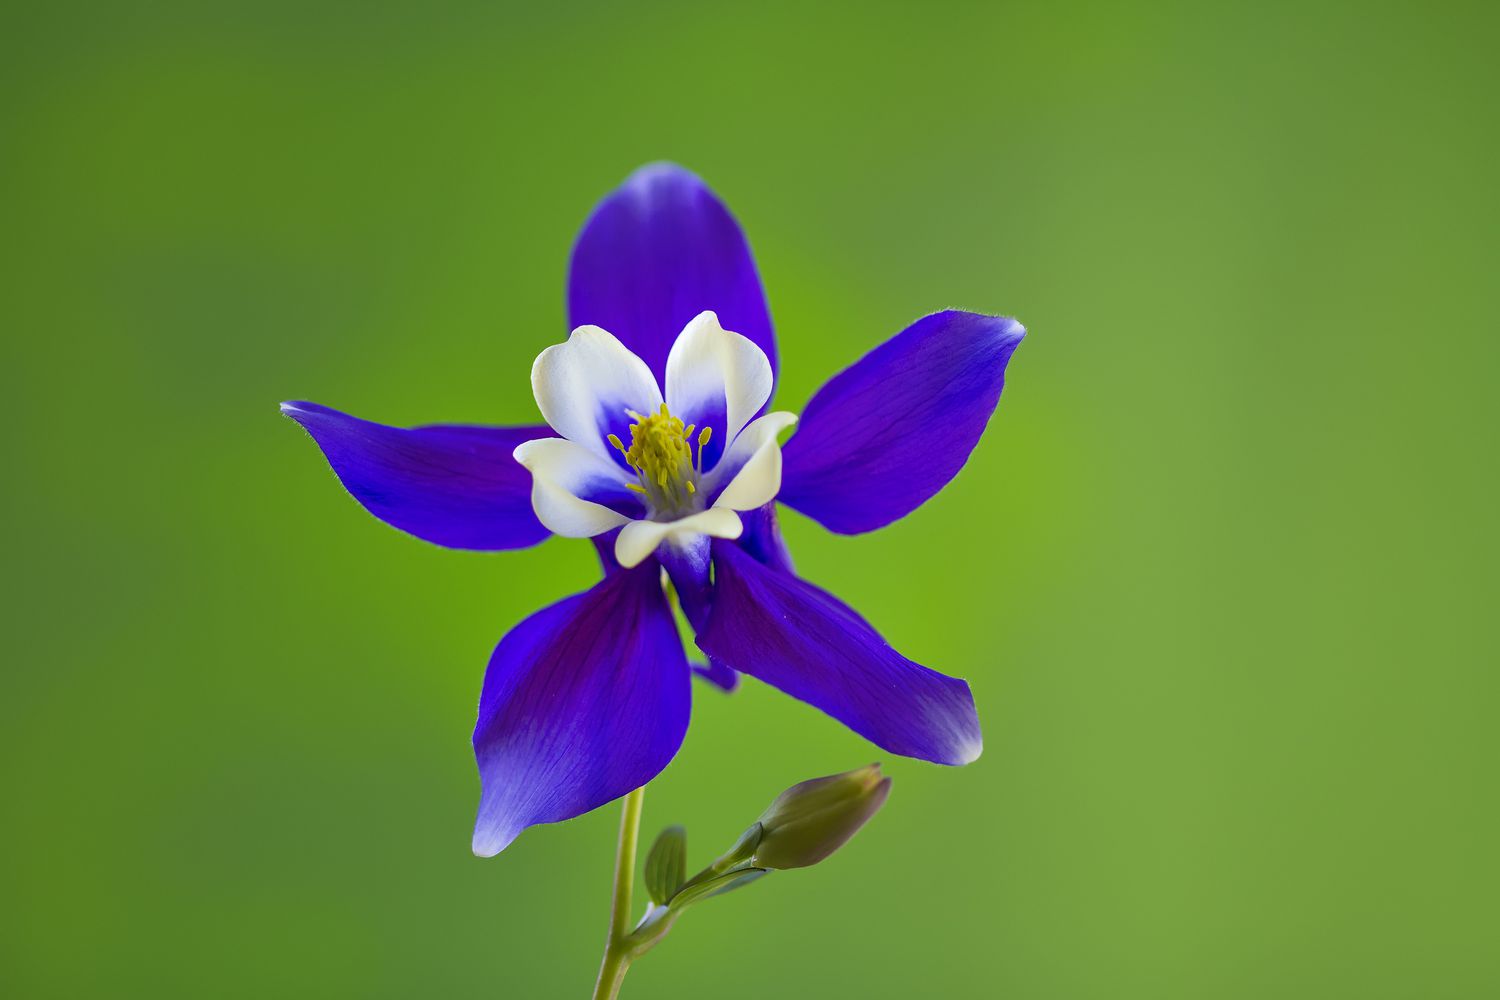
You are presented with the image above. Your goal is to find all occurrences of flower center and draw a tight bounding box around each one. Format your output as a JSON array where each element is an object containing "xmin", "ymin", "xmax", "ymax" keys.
[{"xmin": 608, "ymin": 403, "xmax": 712, "ymax": 517}]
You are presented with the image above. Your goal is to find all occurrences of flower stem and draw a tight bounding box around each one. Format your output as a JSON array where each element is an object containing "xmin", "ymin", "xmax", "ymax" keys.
[{"xmin": 593, "ymin": 786, "xmax": 645, "ymax": 1000}]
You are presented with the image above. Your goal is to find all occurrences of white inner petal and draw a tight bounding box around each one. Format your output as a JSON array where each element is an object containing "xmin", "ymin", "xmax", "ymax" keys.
[
  {"xmin": 665, "ymin": 311, "xmax": 773, "ymax": 450},
  {"xmin": 513, "ymin": 438, "xmax": 632, "ymax": 538},
  {"xmin": 707, "ymin": 410, "xmax": 797, "ymax": 497},
  {"xmin": 710, "ymin": 420, "xmax": 794, "ymax": 512},
  {"xmin": 614, "ymin": 508, "xmax": 743, "ymax": 569},
  {"xmin": 532, "ymin": 326, "xmax": 663, "ymax": 458},
  {"xmin": 520, "ymin": 317, "xmax": 790, "ymax": 559}
]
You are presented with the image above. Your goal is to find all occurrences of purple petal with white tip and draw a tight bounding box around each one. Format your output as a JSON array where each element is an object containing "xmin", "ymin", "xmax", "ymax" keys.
[
  {"xmin": 779, "ymin": 311, "xmax": 1024, "ymax": 534},
  {"xmin": 699, "ymin": 542, "xmax": 982, "ymax": 766},
  {"xmin": 472, "ymin": 564, "xmax": 690, "ymax": 856},
  {"xmin": 281, "ymin": 401, "xmax": 550, "ymax": 550}
]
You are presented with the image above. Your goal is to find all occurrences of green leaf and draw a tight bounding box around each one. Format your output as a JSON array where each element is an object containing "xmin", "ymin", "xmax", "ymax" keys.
[
  {"xmin": 644, "ymin": 825, "xmax": 687, "ymax": 905},
  {"xmin": 667, "ymin": 865, "xmax": 768, "ymax": 909}
]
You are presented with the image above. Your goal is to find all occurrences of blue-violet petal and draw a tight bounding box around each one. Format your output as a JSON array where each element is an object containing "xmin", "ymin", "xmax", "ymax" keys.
[
  {"xmin": 281, "ymin": 401, "xmax": 550, "ymax": 550},
  {"xmin": 699, "ymin": 541, "xmax": 981, "ymax": 766},
  {"xmin": 568, "ymin": 163, "xmax": 776, "ymax": 387},
  {"xmin": 779, "ymin": 311, "xmax": 1024, "ymax": 534},
  {"xmin": 472, "ymin": 563, "xmax": 690, "ymax": 856}
]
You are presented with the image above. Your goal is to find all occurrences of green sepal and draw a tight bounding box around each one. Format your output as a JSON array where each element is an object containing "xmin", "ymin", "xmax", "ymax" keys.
[
  {"xmin": 720, "ymin": 822, "xmax": 763, "ymax": 867},
  {"xmin": 702, "ymin": 867, "xmax": 768, "ymax": 900},
  {"xmin": 667, "ymin": 865, "xmax": 768, "ymax": 910},
  {"xmin": 643, "ymin": 825, "xmax": 687, "ymax": 905}
]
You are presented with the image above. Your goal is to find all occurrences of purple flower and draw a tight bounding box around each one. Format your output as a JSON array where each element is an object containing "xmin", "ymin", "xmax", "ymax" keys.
[{"xmin": 282, "ymin": 163, "xmax": 1025, "ymax": 856}]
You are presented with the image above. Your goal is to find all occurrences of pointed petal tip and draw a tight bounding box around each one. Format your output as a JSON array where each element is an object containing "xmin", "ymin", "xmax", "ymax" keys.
[
  {"xmin": 956, "ymin": 735, "xmax": 984, "ymax": 766},
  {"xmin": 624, "ymin": 160, "xmax": 702, "ymax": 187},
  {"xmin": 471, "ymin": 822, "xmax": 520, "ymax": 858},
  {"xmin": 279, "ymin": 400, "xmax": 339, "ymax": 426},
  {"xmin": 939, "ymin": 682, "xmax": 983, "ymax": 766},
  {"xmin": 937, "ymin": 309, "xmax": 1025, "ymax": 342}
]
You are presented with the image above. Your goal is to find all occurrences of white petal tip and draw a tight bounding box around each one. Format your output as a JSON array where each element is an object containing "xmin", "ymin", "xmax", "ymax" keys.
[
  {"xmin": 956, "ymin": 737, "xmax": 984, "ymax": 766},
  {"xmin": 471, "ymin": 825, "xmax": 520, "ymax": 858},
  {"xmin": 511, "ymin": 438, "xmax": 550, "ymax": 466}
]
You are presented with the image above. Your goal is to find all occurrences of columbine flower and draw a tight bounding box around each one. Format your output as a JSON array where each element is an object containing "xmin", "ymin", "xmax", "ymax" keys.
[
  {"xmin": 513, "ymin": 309, "xmax": 796, "ymax": 572},
  {"xmin": 282, "ymin": 163, "xmax": 1025, "ymax": 856}
]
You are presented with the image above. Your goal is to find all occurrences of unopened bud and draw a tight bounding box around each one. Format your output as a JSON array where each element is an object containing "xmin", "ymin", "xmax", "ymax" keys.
[{"xmin": 750, "ymin": 764, "xmax": 891, "ymax": 870}]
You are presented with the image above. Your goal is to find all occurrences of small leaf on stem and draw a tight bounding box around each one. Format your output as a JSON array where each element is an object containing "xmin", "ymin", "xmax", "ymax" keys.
[{"xmin": 643, "ymin": 825, "xmax": 687, "ymax": 905}]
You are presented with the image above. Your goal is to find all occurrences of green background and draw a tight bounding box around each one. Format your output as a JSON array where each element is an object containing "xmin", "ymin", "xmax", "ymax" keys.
[{"xmin": 5, "ymin": 1, "xmax": 1495, "ymax": 997}]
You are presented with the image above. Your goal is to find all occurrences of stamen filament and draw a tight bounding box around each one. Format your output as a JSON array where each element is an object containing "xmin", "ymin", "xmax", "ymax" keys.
[{"xmin": 696, "ymin": 426, "xmax": 712, "ymax": 475}]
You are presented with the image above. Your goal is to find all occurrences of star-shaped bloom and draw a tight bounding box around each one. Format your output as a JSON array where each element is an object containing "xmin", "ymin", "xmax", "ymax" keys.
[{"xmin": 283, "ymin": 163, "xmax": 1025, "ymax": 856}]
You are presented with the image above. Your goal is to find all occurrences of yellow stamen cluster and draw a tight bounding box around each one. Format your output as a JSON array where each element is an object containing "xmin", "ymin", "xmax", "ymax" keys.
[{"xmin": 608, "ymin": 403, "xmax": 713, "ymax": 513}]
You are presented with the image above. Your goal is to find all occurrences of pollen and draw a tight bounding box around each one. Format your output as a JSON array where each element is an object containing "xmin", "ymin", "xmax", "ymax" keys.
[{"xmin": 612, "ymin": 403, "xmax": 705, "ymax": 513}]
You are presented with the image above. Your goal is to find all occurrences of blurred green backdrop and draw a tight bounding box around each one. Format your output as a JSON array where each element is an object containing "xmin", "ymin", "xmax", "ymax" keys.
[{"xmin": 4, "ymin": 1, "xmax": 1496, "ymax": 997}]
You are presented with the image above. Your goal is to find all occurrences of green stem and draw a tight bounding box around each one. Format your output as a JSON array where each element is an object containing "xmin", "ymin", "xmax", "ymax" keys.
[{"xmin": 593, "ymin": 786, "xmax": 645, "ymax": 1000}]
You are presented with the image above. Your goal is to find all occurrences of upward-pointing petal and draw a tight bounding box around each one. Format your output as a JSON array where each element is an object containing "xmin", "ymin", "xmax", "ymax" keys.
[
  {"xmin": 665, "ymin": 310, "xmax": 774, "ymax": 458},
  {"xmin": 472, "ymin": 564, "xmax": 691, "ymax": 856},
  {"xmin": 568, "ymin": 163, "xmax": 776, "ymax": 387}
]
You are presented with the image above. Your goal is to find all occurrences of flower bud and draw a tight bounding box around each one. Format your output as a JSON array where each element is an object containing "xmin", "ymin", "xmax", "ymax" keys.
[{"xmin": 750, "ymin": 764, "xmax": 891, "ymax": 870}]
